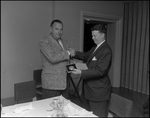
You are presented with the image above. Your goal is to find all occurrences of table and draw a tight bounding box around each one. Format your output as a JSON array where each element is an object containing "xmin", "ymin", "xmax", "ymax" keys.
[{"xmin": 1, "ymin": 96, "xmax": 97, "ymax": 117}]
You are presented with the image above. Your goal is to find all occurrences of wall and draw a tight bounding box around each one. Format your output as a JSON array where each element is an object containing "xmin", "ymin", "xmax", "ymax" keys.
[
  {"xmin": 1, "ymin": 1, "xmax": 124, "ymax": 103},
  {"xmin": 53, "ymin": 1, "xmax": 124, "ymax": 49},
  {"xmin": 107, "ymin": 23, "xmax": 118, "ymax": 86},
  {"xmin": 1, "ymin": 1, "xmax": 53, "ymax": 99}
]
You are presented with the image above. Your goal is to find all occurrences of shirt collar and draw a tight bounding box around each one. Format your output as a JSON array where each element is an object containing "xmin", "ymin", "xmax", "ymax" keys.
[{"xmin": 96, "ymin": 40, "xmax": 105, "ymax": 48}]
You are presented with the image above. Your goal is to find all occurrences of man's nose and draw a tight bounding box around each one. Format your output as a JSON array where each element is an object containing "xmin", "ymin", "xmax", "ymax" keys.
[{"xmin": 59, "ymin": 30, "xmax": 62, "ymax": 33}]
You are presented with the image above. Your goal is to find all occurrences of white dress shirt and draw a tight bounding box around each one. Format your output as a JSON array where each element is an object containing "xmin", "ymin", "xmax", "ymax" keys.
[{"xmin": 58, "ymin": 39, "xmax": 65, "ymax": 51}]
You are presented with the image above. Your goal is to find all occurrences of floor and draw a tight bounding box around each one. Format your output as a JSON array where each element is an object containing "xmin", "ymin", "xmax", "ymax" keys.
[
  {"xmin": 57, "ymin": 87, "xmax": 149, "ymax": 117},
  {"xmin": 112, "ymin": 87, "xmax": 149, "ymax": 117}
]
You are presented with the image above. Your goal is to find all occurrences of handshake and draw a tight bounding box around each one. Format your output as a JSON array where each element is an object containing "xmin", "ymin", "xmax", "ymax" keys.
[{"xmin": 68, "ymin": 48, "xmax": 76, "ymax": 57}]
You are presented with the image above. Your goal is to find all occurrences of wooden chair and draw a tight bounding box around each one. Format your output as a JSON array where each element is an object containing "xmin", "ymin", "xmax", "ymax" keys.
[
  {"xmin": 14, "ymin": 80, "xmax": 36, "ymax": 104},
  {"xmin": 108, "ymin": 93, "xmax": 133, "ymax": 117},
  {"xmin": 33, "ymin": 69, "xmax": 42, "ymax": 99}
]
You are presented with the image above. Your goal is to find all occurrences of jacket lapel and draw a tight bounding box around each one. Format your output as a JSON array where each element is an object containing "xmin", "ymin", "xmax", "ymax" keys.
[
  {"xmin": 87, "ymin": 42, "xmax": 106, "ymax": 64},
  {"xmin": 49, "ymin": 35, "xmax": 63, "ymax": 51},
  {"xmin": 61, "ymin": 39, "xmax": 67, "ymax": 50}
]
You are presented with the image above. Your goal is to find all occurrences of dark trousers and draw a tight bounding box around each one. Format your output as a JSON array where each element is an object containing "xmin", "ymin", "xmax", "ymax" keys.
[
  {"xmin": 42, "ymin": 87, "xmax": 70, "ymax": 99},
  {"xmin": 42, "ymin": 74, "xmax": 71, "ymax": 99},
  {"xmin": 88, "ymin": 100, "xmax": 109, "ymax": 117}
]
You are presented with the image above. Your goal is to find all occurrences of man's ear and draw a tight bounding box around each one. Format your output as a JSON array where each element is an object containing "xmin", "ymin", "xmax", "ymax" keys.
[{"xmin": 102, "ymin": 33, "xmax": 105, "ymax": 37}]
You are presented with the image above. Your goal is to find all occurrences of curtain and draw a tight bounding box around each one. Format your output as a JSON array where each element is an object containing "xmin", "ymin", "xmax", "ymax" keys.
[{"xmin": 121, "ymin": 1, "xmax": 149, "ymax": 95}]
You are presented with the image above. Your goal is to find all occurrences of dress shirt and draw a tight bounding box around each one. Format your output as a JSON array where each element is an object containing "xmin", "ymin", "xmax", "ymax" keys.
[
  {"xmin": 58, "ymin": 39, "xmax": 71, "ymax": 64},
  {"xmin": 58, "ymin": 39, "xmax": 70, "ymax": 55},
  {"xmin": 58, "ymin": 39, "xmax": 65, "ymax": 51}
]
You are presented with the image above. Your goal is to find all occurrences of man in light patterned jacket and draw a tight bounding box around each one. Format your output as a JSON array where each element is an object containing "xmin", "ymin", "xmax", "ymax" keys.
[{"xmin": 39, "ymin": 19, "xmax": 72, "ymax": 99}]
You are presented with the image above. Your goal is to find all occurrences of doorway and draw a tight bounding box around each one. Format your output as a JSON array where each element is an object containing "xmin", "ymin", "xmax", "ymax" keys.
[{"xmin": 80, "ymin": 11, "xmax": 123, "ymax": 87}]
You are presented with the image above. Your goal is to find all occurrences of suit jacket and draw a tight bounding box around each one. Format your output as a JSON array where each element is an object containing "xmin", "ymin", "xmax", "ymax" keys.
[
  {"xmin": 74, "ymin": 41, "xmax": 112, "ymax": 101},
  {"xmin": 39, "ymin": 34, "xmax": 70, "ymax": 90}
]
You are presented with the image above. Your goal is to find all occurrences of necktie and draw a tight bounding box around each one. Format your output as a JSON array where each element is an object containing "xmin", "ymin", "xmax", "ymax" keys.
[{"xmin": 93, "ymin": 45, "xmax": 99, "ymax": 54}]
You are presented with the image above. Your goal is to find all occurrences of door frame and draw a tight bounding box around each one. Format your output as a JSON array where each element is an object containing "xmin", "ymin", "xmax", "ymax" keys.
[{"xmin": 80, "ymin": 11, "xmax": 123, "ymax": 87}]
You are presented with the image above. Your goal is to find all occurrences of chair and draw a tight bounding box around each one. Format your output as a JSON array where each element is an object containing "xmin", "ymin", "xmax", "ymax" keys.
[
  {"xmin": 108, "ymin": 93, "xmax": 133, "ymax": 117},
  {"xmin": 33, "ymin": 69, "xmax": 42, "ymax": 99},
  {"xmin": 14, "ymin": 80, "xmax": 36, "ymax": 104}
]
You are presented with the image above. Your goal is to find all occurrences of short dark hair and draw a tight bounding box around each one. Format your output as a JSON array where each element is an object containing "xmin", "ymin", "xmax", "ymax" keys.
[
  {"xmin": 50, "ymin": 19, "xmax": 63, "ymax": 27},
  {"xmin": 91, "ymin": 24, "xmax": 106, "ymax": 33}
]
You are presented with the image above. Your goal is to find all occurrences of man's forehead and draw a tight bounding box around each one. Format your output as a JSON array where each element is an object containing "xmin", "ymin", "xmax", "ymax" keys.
[
  {"xmin": 92, "ymin": 30, "xmax": 100, "ymax": 34},
  {"xmin": 51, "ymin": 22, "xmax": 62, "ymax": 27},
  {"xmin": 54, "ymin": 22, "xmax": 62, "ymax": 26}
]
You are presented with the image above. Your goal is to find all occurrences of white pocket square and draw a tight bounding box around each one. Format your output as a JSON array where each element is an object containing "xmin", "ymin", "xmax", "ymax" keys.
[{"xmin": 92, "ymin": 56, "xmax": 97, "ymax": 61}]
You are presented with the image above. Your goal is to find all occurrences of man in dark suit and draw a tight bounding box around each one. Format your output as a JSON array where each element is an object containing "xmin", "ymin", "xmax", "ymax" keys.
[{"xmin": 70, "ymin": 24, "xmax": 112, "ymax": 117}]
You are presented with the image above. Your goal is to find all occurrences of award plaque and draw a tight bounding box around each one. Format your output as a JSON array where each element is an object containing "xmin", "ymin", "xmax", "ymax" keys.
[{"xmin": 66, "ymin": 64, "xmax": 77, "ymax": 73}]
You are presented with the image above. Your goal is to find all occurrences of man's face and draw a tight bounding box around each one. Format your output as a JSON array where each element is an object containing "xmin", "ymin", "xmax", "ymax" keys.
[
  {"xmin": 92, "ymin": 30, "xmax": 104, "ymax": 45},
  {"xmin": 50, "ymin": 22, "xmax": 63, "ymax": 40}
]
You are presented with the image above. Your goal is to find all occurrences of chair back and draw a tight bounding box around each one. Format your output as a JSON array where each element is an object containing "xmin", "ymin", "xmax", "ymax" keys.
[
  {"xmin": 33, "ymin": 69, "xmax": 42, "ymax": 87},
  {"xmin": 108, "ymin": 93, "xmax": 133, "ymax": 117},
  {"xmin": 14, "ymin": 80, "xmax": 36, "ymax": 104},
  {"xmin": 33, "ymin": 69, "xmax": 42, "ymax": 98}
]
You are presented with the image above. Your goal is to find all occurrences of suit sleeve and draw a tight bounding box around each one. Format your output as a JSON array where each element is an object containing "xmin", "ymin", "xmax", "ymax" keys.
[
  {"xmin": 39, "ymin": 39, "xmax": 69, "ymax": 63},
  {"xmin": 73, "ymin": 51, "xmax": 88, "ymax": 62},
  {"xmin": 73, "ymin": 47, "xmax": 95, "ymax": 62},
  {"xmin": 81, "ymin": 48, "xmax": 112, "ymax": 80}
]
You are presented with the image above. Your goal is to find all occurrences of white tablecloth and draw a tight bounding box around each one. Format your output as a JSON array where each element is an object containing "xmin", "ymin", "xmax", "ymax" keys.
[{"xmin": 1, "ymin": 96, "xmax": 97, "ymax": 117}]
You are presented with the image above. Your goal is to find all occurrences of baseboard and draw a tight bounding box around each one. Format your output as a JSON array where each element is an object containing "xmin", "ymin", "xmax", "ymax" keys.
[{"xmin": 1, "ymin": 97, "xmax": 15, "ymax": 107}]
